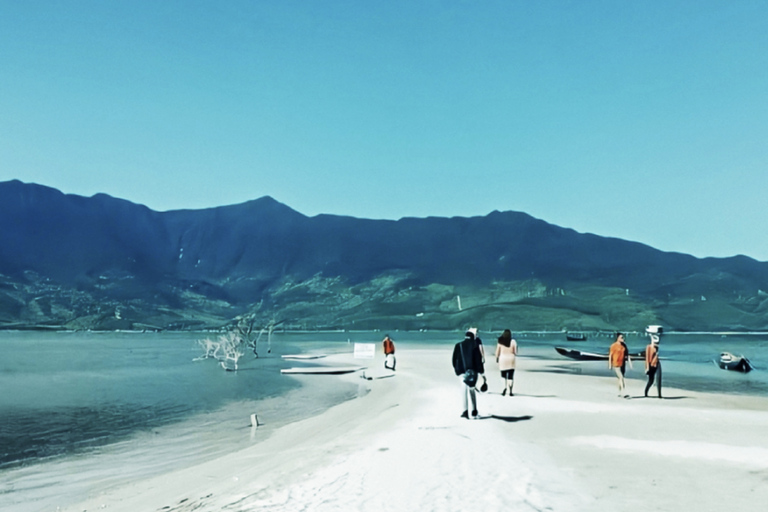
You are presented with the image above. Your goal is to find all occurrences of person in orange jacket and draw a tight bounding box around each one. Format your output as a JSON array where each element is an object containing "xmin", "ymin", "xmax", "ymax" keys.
[
  {"xmin": 608, "ymin": 332, "xmax": 633, "ymax": 397},
  {"xmin": 383, "ymin": 334, "xmax": 396, "ymax": 371}
]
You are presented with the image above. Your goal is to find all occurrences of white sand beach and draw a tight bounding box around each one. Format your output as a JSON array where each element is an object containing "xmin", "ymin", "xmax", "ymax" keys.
[{"xmin": 56, "ymin": 347, "xmax": 768, "ymax": 511}]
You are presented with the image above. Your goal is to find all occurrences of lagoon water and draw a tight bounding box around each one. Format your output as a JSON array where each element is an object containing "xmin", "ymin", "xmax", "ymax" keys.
[
  {"xmin": 1, "ymin": 330, "xmax": 767, "ymax": 511},
  {"xmin": 0, "ymin": 331, "xmax": 361, "ymax": 511}
]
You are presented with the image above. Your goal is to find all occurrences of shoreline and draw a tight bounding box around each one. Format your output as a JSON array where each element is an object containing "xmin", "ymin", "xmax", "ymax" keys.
[
  {"xmin": 0, "ymin": 363, "xmax": 360, "ymax": 512},
  {"xmin": 52, "ymin": 346, "xmax": 768, "ymax": 512}
]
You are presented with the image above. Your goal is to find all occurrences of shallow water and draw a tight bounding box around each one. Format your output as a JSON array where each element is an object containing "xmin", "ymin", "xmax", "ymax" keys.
[
  {"xmin": 0, "ymin": 331, "xmax": 364, "ymax": 511},
  {"xmin": 0, "ymin": 331, "xmax": 307, "ymax": 469}
]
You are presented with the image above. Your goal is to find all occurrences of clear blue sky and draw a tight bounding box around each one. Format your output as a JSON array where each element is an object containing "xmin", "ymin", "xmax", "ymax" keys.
[{"xmin": 2, "ymin": 1, "xmax": 767, "ymax": 260}]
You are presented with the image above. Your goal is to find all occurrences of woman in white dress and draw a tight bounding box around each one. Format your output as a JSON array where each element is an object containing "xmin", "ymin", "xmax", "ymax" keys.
[{"xmin": 495, "ymin": 329, "xmax": 518, "ymax": 396}]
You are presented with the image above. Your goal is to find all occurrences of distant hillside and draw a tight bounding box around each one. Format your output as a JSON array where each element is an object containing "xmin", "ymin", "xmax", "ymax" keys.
[{"xmin": 2, "ymin": 179, "xmax": 768, "ymax": 332}]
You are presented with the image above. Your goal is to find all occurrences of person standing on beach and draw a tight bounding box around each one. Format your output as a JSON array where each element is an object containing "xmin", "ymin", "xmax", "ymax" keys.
[
  {"xmin": 608, "ymin": 332, "xmax": 632, "ymax": 397},
  {"xmin": 467, "ymin": 327, "xmax": 487, "ymax": 390},
  {"xmin": 452, "ymin": 330, "xmax": 485, "ymax": 419},
  {"xmin": 467, "ymin": 327, "xmax": 485, "ymax": 363},
  {"xmin": 644, "ymin": 333, "xmax": 662, "ymax": 398},
  {"xmin": 495, "ymin": 329, "xmax": 518, "ymax": 396},
  {"xmin": 382, "ymin": 334, "xmax": 396, "ymax": 371}
]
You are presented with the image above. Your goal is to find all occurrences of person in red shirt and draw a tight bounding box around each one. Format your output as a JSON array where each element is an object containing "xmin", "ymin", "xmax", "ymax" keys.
[
  {"xmin": 383, "ymin": 335, "xmax": 396, "ymax": 371},
  {"xmin": 608, "ymin": 332, "xmax": 632, "ymax": 397}
]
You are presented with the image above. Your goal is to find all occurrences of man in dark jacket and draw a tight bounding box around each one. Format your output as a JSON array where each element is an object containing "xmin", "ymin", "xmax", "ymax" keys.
[{"xmin": 452, "ymin": 330, "xmax": 485, "ymax": 419}]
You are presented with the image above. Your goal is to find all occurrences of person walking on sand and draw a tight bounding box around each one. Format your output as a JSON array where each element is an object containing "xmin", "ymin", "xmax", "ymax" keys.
[
  {"xmin": 467, "ymin": 327, "xmax": 485, "ymax": 363},
  {"xmin": 452, "ymin": 330, "xmax": 485, "ymax": 419},
  {"xmin": 467, "ymin": 327, "xmax": 487, "ymax": 390},
  {"xmin": 644, "ymin": 331, "xmax": 662, "ymax": 398},
  {"xmin": 608, "ymin": 332, "xmax": 633, "ymax": 397},
  {"xmin": 382, "ymin": 334, "xmax": 396, "ymax": 371},
  {"xmin": 495, "ymin": 329, "xmax": 518, "ymax": 396}
]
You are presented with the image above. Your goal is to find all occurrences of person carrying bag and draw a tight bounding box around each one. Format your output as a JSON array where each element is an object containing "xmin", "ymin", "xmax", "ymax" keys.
[{"xmin": 452, "ymin": 330, "xmax": 485, "ymax": 419}]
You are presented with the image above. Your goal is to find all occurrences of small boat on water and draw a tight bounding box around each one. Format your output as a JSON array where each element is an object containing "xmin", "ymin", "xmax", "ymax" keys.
[
  {"xmin": 555, "ymin": 346, "xmax": 646, "ymax": 361},
  {"xmin": 565, "ymin": 332, "xmax": 588, "ymax": 341},
  {"xmin": 716, "ymin": 352, "xmax": 753, "ymax": 373}
]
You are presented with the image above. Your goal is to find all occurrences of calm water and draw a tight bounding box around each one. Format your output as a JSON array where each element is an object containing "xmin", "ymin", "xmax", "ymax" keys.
[{"xmin": 0, "ymin": 330, "xmax": 358, "ymax": 470}]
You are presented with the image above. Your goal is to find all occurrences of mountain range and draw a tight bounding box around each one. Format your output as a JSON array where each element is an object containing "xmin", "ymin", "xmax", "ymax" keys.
[{"xmin": 2, "ymin": 179, "xmax": 768, "ymax": 332}]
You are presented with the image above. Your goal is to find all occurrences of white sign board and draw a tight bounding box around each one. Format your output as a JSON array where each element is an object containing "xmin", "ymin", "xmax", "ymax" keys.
[{"xmin": 354, "ymin": 342, "xmax": 376, "ymax": 359}]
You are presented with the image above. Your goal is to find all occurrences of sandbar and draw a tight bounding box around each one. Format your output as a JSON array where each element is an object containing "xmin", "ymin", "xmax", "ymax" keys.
[{"xmin": 45, "ymin": 346, "xmax": 768, "ymax": 511}]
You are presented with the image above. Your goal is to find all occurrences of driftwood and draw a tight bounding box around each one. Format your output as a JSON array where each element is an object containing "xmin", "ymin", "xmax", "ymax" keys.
[
  {"xmin": 195, "ymin": 316, "xmax": 280, "ymax": 371},
  {"xmin": 195, "ymin": 331, "xmax": 244, "ymax": 371},
  {"xmin": 236, "ymin": 315, "xmax": 280, "ymax": 358}
]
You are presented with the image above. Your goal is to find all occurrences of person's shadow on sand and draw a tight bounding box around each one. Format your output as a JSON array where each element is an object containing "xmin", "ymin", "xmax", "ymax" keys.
[
  {"xmin": 478, "ymin": 415, "xmax": 534, "ymax": 422},
  {"xmin": 502, "ymin": 393, "xmax": 556, "ymax": 398},
  {"xmin": 625, "ymin": 395, "xmax": 691, "ymax": 400}
]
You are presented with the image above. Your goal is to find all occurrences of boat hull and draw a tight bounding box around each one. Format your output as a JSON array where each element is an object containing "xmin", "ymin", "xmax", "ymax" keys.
[
  {"xmin": 555, "ymin": 347, "xmax": 645, "ymax": 361},
  {"xmin": 555, "ymin": 347, "xmax": 605, "ymax": 360},
  {"xmin": 716, "ymin": 356, "xmax": 753, "ymax": 373}
]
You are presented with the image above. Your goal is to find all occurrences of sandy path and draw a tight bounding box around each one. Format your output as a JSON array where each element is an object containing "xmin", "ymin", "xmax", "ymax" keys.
[{"xmin": 65, "ymin": 347, "xmax": 768, "ymax": 512}]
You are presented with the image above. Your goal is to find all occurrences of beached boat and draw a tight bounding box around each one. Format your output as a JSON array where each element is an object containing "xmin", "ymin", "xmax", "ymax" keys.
[
  {"xmin": 716, "ymin": 352, "xmax": 753, "ymax": 373},
  {"xmin": 555, "ymin": 346, "xmax": 646, "ymax": 361},
  {"xmin": 555, "ymin": 347, "xmax": 605, "ymax": 360},
  {"xmin": 280, "ymin": 366, "xmax": 367, "ymax": 375},
  {"xmin": 565, "ymin": 332, "xmax": 588, "ymax": 341}
]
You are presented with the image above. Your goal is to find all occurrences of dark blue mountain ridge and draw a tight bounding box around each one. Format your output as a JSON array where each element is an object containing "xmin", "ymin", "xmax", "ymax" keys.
[{"xmin": 1, "ymin": 179, "xmax": 767, "ymax": 330}]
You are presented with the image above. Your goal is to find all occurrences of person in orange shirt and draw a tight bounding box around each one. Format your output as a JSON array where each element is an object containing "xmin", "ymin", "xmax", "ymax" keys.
[
  {"xmin": 383, "ymin": 334, "xmax": 396, "ymax": 371},
  {"xmin": 644, "ymin": 333, "xmax": 662, "ymax": 398},
  {"xmin": 608, "ymin": 332, "xmax": 633, "ymax": 397}
]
